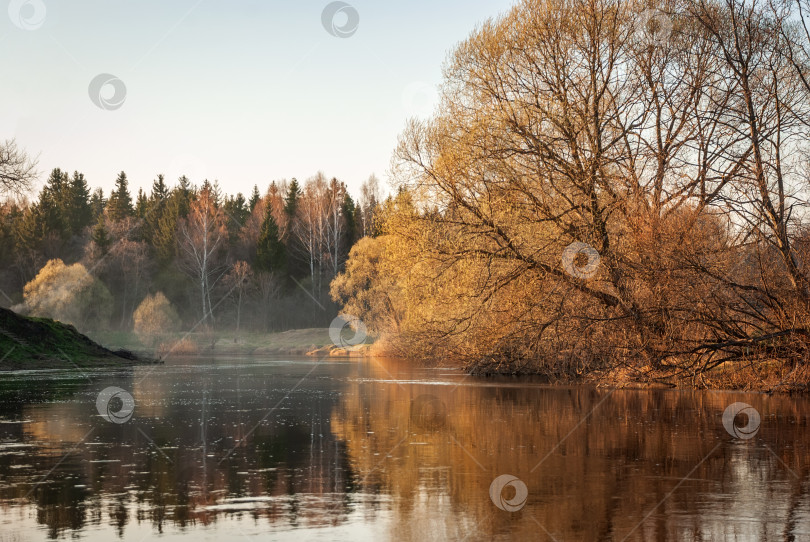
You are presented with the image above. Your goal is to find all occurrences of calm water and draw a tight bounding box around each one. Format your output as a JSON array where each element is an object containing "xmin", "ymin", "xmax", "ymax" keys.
[{"xmin": 0, "ymin": 356, "xmax": 809, "ymax": 541}]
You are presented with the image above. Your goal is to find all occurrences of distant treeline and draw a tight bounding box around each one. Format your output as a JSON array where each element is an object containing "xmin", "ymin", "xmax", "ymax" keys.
[{"xmin": 0, "ymin": 167, "xmax": 384, "ymax": 333}]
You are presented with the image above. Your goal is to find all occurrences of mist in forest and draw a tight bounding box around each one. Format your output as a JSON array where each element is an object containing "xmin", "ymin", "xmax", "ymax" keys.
[
  {"xmin": 0, "ymin": 166, "xmax": 385, "ymax": 347},
  {"xmin": 3, "ymin": 0, "xmax": 810, "ymax": 391}
]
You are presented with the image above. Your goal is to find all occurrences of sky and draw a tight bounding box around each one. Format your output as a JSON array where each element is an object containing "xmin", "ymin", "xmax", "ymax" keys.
[{"xmin": 0, "ymin": 0, "xmax": 517, "ymax": 199}]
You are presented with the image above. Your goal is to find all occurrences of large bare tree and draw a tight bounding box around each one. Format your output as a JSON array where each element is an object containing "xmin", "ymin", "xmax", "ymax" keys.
[
  {"xmin": 333, "ymin": 0, "xmax": 810, "ymax": 385},
  {"xmin": 0, "ymin": 139, "xmax": 37, "ymax": 197}
]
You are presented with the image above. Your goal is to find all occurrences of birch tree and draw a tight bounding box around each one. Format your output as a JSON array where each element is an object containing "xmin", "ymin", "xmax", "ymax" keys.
[
  {"xmin": 359, "ymin": 174, "xmax": 381, "ymax": 237},
  {"xmin": 178, "ymin": 185, "xmax": 228, "ymax": 325},
  {"xmin": 325, "ymin": 177, "xmax": 347, "ymax": 278},
  {"xmin": 294, "ymin": 174, "xmax": 328, "ymax": 296}
]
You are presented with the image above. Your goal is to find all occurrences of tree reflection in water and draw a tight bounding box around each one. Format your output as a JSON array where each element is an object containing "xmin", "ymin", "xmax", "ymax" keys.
[
  {"xmin": 0, "ymin": 358, "xmax": 808, "ymax": 540},
  {"xmin": 333, "ymin": 359, "xmax": 810, "ymax": 541}
]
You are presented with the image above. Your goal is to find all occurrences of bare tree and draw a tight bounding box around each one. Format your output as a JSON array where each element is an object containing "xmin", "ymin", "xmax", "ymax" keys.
[
  {"xmin": 293, "ymin": 173, "xmax": 329, "ymax": 297},
  {"xmin": 222, "ymin": 260, "xmax": 254, "ymax": 335},
  {"xmin": 359, "ymin": 174, "xmax": 381, "ymax": 236},
  {"xmin": 111, "ymin": 236, "xmax": 150, "ymax": 328},
  {"xmin": 365, "ymin": 0, "xmax": 810, "ymax": 382},
  {"xmin": 178, "ymin": 186, "xmax": 228, "ymax": 325},
  {"xmin": 325, "ymin": 177, "xmax": 346, "ymax": 278},
  {"xmin": 0, "ymin": 139, "xmax": 37, "ymax": 197}
]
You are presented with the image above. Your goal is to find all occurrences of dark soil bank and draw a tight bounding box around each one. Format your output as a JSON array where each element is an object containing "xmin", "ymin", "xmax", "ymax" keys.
[{"xmin": 0, "ymin": 307, "xmax": 154, "ymax": 370}]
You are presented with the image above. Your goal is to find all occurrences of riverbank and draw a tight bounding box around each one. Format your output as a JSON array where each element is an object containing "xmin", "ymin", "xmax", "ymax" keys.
[
  {"xmin": 465, "ymin": 356, "xmax": 810, "ymax": 394},
  {"xmin": 0, "ymin": 307, "xmax": 154, "ymax": 371},
  {"xmin": 84, "ymin": 330, "xmax": 810, "ymax": 393},
  {"xmin": 597, "ymin": 361, "xmax": 810, "ymax": 394},
  {"xmin": 11, "ymin": 320, "xmax": 805, "ymax": 393},
  {"xmin": 89, "ymin": 328, "xmax": 374, "ymax": 359}
]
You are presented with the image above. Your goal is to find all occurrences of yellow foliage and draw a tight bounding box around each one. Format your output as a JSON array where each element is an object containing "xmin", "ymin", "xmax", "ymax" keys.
[
  {"xmin": 332, "ymin": 0, "xmax": 810, "ymax": 386},
  {"xmin": 22, "ymin": 259, "xmax": 112, "ymax": 329},
  {"xmin": 133, "ymin": 292, "xmax": 181, "ymax": 346}
]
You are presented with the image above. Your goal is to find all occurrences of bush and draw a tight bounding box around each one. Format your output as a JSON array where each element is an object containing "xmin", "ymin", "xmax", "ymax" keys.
[
  {"xmin": 20, "ymin": 259, "xmax": 113, "ymax": 330},
  {"xmin": 133, "ymin": 292, "xmax": 181, "ymax": 346}
]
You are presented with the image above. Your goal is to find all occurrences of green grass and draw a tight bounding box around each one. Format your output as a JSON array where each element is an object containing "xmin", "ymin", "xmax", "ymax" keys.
[{"xmin": 0, "ymin": 307, "xmax": 142, "ymax": 370}]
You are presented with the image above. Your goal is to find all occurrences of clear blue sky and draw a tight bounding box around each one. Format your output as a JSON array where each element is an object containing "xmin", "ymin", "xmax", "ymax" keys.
[{"xmin": 1, "ymin": 0, "xmax": 516, "ymax": 198}]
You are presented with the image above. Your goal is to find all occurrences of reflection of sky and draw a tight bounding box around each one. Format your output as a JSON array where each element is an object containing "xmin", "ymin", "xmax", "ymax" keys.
[
  {"xmin": 0, "ymin": 497, "xmax": 397, "ymax": 541},
  {"xmin": 1, "ymin": 359, "xmax": 809, "ymax": 540},
  {"xmin": 0, "ymin": 0, "xmax": 517, "ymax": 198}
]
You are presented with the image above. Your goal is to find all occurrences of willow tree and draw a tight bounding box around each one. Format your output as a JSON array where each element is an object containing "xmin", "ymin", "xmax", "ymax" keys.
[{"xmin": 338, "ymin": 0, "xmax": 810, "ymax": 383}]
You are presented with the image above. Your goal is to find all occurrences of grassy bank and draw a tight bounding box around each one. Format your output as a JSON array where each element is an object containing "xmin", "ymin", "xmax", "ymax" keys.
[{"xmin": 0, "ymin": 307, "xmax": 151, "ymax": 370}]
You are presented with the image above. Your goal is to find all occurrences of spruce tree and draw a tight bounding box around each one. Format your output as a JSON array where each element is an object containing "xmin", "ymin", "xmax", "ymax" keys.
[
  {"xmin": 90, "ymin": 188, "xmax": 106, "ymax": 221},
  {"xmin": 67, "ymin": 171, "xmax": 92, "ymax": 236},
  {"xmin": 135, "ymin": 188, "xmax": 148, "ymax": 218},
  {"xmin": 15, "ymin": 205, "xmax": 45, "ymax": 252},
  {"xmin": 342, "ymin": 192, "xmax": 357, "ymax": 249},
  {"xmin": 153, "ymin": 191, "xmax": 180, "ymax": 265},
  {"xmin": 222, "ymin": 192, "xmax": 248, "ymax": 248},
  {"xmin": 34, "ymin": 171, "xmax": 67, "ymax": 238},
  {"xmin": 106, "ymin": 171, "xmax": 134, "ymax": 221},
  {"xmin": 352, "ymin": 205, "xmax": 363, "ymax": 239},
  {"xmin": 151, "ymin": 174, "xmax": 169, "ymax": 202},
  {"xmin": 45, "ymin": 168, "xmax": 67, "ymax": 204},
  {"xmin": 0, "ymin": 203, "xmax": 20, "ymax": 264},
  {"xmin": 256, "ymin": 205, "xmax": 285, "ymax": 273},
  {"xmin": 143, "ymin": 175, "xmax": 168, "ymax": 247},
  {"xmin": 176, "ymin": 176, "xmax": 192, "ymax": 218},
  {"xmin": 284, "ymin": 178, "xmax": 300, "ymax": 218},
  {"xmin": 91, "ymin": 215, "xmax": 111, "ymax": 254},
  {"xmin": 249, "ymin": 184, "xmax": 261, "ymax": 211},
  {"xmin": 223, "ymin": 193, "xmax": 248, "ymax": 235}
]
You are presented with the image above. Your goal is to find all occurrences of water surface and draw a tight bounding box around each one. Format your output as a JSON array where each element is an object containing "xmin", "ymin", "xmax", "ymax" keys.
[{"xmin": 0, "ymin": 356, "xmax": 808, "ymax": 540}]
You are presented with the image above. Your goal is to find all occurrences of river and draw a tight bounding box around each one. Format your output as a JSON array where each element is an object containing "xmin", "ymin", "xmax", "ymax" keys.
[{"xmin": 0, "ymin": 356, "xmax": 808, "ymax": 541}]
